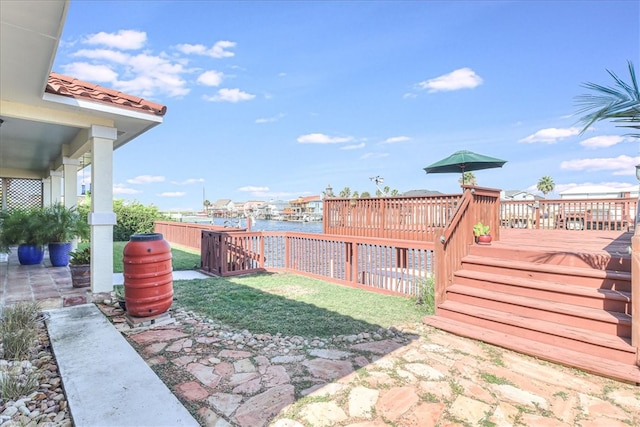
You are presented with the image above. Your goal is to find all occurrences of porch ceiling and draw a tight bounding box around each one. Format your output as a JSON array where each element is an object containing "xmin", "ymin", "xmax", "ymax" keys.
[{"xmin": 0, "ymin": 0, "xmax": 163, "ymax": 179}]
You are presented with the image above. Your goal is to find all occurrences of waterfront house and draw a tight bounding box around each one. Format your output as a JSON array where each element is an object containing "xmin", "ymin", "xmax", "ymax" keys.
[
  {"xmin": 290, "ymin": 195, "xmax": 323, "ymax": 221},
  {"xmin": 0, "ymin": 0, "xmax": 167, "ymax": 295},
  {"xmin": 211, "ymin": 199, "xmax": 236, "ymax": 217}
]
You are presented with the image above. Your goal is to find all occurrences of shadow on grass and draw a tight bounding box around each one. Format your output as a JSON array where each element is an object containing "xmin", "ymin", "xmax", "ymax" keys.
[{"xmin": 173, "ymin": 272, "xmax": 428, "ymax": 338}]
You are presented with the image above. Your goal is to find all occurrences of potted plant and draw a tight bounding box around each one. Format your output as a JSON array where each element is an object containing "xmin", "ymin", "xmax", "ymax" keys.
[
  {"xmin": 473, "ymin": 221, "xmax": 492, "ymax": 244},
  {"xmin": 68, "ymin": 247, "xmax": 91, "ymax": 288},
  {"xmin": 43, "ymin": 203, "xmax": 89, "ymax": 267},
  {"xmin": 0, "ymin": 207, "xmax": 48, "ymax": 264}
]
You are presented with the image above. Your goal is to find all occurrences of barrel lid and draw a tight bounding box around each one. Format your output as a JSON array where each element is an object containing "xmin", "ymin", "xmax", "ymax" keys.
[{"xmin": 129, "ymin": 233, "xmax": 164, "ymax": 242}]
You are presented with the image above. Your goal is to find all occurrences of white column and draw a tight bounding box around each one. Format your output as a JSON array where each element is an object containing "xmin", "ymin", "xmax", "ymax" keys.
[
  {"xmin": 49, "ymin": 171, "xmax": 63, "ymax": 205},
  {"xmin": 88, "ymin": 125, "xmax": 117, "ymax": 294},
  {"xmin": 62, "ymin": 157, "xmax": 80, "ymax": 209},
  {"xmin": 42, "ymin": 178, "xmax": 51, "ymax": 207}
]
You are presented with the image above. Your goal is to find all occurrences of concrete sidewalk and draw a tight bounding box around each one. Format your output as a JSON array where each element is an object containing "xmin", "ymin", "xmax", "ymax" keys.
[{"xmin": 44, "ymin": 304, "xmax": 200, "ymax": 427}]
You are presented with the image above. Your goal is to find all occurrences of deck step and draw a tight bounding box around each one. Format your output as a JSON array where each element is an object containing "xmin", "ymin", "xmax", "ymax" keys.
[
  {"xmin": 469, "ymin": 244, "xmax": 630, "ymax": 271},
  {"xmin": 423, "ymin": 315, "xmax": 640, "ymax": 384},
  {"xmin": 462, "ymin": 255, "xmax": 631, "ymax": 291},
  {"xmin": 454, "ymin": 269, "xmax": 631, "ymax": 313},
  {"xmin": 438, "ymin": 299, "xmax": 634, "ymax": 363},
  {"xmin": 446, "ymin": 284, "xmax": 631, "ymax": 337}
]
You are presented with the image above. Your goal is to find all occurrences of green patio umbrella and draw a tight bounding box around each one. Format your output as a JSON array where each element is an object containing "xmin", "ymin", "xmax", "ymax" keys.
[{"xmin": 423, "ymin": 150, "xmax": 507, "ymax": 184}]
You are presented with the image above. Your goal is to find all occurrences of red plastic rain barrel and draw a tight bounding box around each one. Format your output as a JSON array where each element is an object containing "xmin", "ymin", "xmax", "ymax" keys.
[{"xmin": 123, "ymin": 233, "xmax": 173, "ymax": 317}]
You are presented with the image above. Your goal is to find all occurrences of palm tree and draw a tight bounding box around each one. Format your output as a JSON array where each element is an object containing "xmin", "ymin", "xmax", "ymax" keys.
[
  {"xmin": 536, "ymin": 176, "xmax": 555, "ymax": 197},
  {"xmin": 339, "ymin": 187, "xmax": 351, "ymax": 198},
  {"xmin": 576, "ymin": 61, "xmax": 639, "ymax": 137},
  {"xmin": 458, "ymin": 172, "xmax": 477, "ymax": 186}
]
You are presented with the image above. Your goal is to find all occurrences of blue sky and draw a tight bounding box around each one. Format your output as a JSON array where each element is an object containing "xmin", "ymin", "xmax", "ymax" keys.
[{"xmin": 53, "ymin": 1, "xmax": 639, "ymax": 211}]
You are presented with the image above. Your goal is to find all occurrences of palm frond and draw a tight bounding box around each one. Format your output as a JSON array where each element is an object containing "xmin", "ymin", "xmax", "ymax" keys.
[{"xmin": 575, "ymin": 61, "xmax": 640, "ymax": 137}]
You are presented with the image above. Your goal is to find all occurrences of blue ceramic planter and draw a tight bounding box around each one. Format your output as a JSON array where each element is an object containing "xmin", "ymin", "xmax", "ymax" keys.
[
  {"xmin": 48, "ymin": 242, "xmax": 72, "ymax": 267},
  {"xmin": 17, "ymin": 244, "xmax": 45, "ymax": 265}
]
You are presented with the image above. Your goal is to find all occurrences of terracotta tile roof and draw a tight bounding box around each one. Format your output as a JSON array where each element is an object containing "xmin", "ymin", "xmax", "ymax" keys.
[{"xmin": 46, "ymin": 72, "xmax": 167, "ymax": 117}]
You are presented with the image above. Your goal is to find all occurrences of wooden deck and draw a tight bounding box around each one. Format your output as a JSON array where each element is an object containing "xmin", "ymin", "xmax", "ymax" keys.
[
  {"xmin": 497, "ymin": 228, "xmax": 632, "ymax": 255},
  {"xmin": 426, "ymin": 227, "xmax": 638, "ymax": 383}
]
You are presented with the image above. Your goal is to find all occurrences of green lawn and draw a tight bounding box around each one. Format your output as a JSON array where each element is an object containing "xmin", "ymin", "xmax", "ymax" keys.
[
  {"xmin": 78, "ymin": 241, "xmax": 201, "ymax": 273},
  {"xmin": 173, "ymin": 272, "xmax": 432, "ymax": 338}
]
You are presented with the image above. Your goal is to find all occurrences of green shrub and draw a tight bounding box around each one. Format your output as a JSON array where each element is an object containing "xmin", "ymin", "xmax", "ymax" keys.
[
  {"xmin": 78, "ymin": 198, "xmax": 168, "ymax": 242},
  {"xmin": 0, "ymin": 364, "xmax": 39, "ymax": 400},
  {"xmin": 0, "ymin": 302, "xmax": 40, "ymax": 360},
  {"xmin": 112, "ymin": 200, "xmax": 168, "ymax": 241},
  {"xmin": 415, "ymin": 277, "xmax": 435, "ymax": 314}
]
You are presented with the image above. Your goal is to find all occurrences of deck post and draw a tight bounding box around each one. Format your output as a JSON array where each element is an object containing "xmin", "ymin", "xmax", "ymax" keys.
[{"xmin": 632, "ymin": 233, "xmax": 640, "ymax": 366}]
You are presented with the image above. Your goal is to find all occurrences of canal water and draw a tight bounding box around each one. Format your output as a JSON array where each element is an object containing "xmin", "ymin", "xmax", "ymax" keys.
[{"xmin": 201, "ymin": 218, "xmax": 323, "ymax": 234}]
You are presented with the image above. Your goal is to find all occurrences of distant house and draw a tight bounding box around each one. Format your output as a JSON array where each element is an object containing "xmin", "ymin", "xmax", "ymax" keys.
[
  {"xmin": 290, "ymin": 195, "xmax": 323, "ymax": 221},
  {"xmin": 501, "ymin": 190, "xmax": 542, "ymax": 201},
  {"xmin": 212, "ymin": 199, "xmax": 235, "ymax": 217},
  {"xmin": 265, "ymin": 200, "xmax": 289, "ymax": 219},
  {"xmin": 402, "ymin": 189, "xmax": 444, "ymax": 197},
  {"xmin": 242, "ymin": 200, "xmax": 264, "ymax": 216},
  {"xmin": 560, "ymin": 185, "xmax": 638, "ymax": 200}
]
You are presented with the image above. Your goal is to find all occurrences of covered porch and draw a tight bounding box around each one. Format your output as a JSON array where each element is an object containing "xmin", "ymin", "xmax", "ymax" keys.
[{"xmin": 0, "ymin": 0, "xmax": 166, "ymax": 296}]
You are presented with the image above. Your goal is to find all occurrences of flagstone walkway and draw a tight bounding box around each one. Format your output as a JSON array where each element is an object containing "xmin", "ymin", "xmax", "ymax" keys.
[{"xmin": 98, "ymin": 304, "xmax": 640, "ymax": 427}]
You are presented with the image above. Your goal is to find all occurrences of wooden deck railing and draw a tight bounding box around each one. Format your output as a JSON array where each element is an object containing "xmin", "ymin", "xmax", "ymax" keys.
[
  {"xmin": 323, "ymin": 194, "xmax": 463, "ymax": 241},
  {"xmin": 199, "ymin": 230, "xmax": 435, "ymax": 297},
  {"xmin": 500, "ymin": 198, "xmax": 636, "ymax": 231},
  {"xmin": 434, "ymin": 186, "xmax": 501, "ymax": 309}
]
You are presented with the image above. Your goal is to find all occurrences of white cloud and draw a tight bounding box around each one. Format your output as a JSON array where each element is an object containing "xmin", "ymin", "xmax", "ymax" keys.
[
  {"xmin": 341, "ymin": 143, "xmax": 366, "ymax": 150},
  {"xmin": 175, "ymin": 41, "xmax": 236, "ymax": 58},
  {"xmin": 72, "ymin": 49, "xmax": 130, "ymax": 64},
  {"xmin": 66, "ymin": 49, "xmax": 190, "ymax": 97},
  {"xmin": 255, "ymin": 113, "xmax": 286, "ymax": 124},
  {"xmin": 579, "ymin": 135, "xmax": 627, "ymax": 149},
  {"xmin": 61, "ymin": 62, "xmax": 119, "ymax": 83},
  {"xmin": 238, "ymin": 186, "xmax": 270, "ymax": 192},
  {"xmin": 519, "ymin": 127, "xmax": 580, "ymax": 143},
  {"xmin": 560, "ymin": 155, "xmax": 640, "ymax": 175},
  {"xmin": 383, "ymin": 136, "xmax": 410, "ymax": 144},
  {"xmin": 127, "ymin": 175, "xmax": 165, "ymax": 184},
  {"xmin": 204, "ymin": 88, "xmax": 255, "ymax": 102},
  {"xmin": 554, "ymin": 181, "xmax": 637, "ymax": 194},
  {"xmin": 297, "ymin": 133, "xmax": 354, "ymax": 144},
  {"xmin": 84, "ymin": 30, "xmax": 147, "ymax": 50},
  {"xmin": 197, "ymin": 70, "xmax": 224, "ymax": 87},
  {"xmin": 403, "ymin": 92, "xmax": 417, "ymax": 99},
  {"xmin": 113, "ymin": 184, "xmax": 141, "ymax": 195},
  {"xmin": 158, "ymin": 192, "xmax": 186, "ymax": 197},
  {"xmin": 360, "ymin": 152, "xmax": 390, "ymax": 160},
  {"xmin": 418, "ymin": 67, "xmax": 483, "ymax": 93},
  {"xmin": 171, "ymin": 178, "xmax": 205, "ymax": 185}
]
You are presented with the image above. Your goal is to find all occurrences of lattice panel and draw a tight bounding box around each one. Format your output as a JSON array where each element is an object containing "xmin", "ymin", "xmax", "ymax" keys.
[{"xmin": 0, "ymin": 178, "xmax": 43, "ymax": 209}]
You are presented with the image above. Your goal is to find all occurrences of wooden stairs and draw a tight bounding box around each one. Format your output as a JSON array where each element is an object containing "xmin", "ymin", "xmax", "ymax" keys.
[{"xmin": 423, "ymin": 242, "xmax": 640, "ymax": 384}]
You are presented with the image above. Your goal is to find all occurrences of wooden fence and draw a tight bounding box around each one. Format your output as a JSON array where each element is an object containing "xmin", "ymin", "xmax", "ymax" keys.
[
  {"xmin": 199, "ymin": 230, "xmax": 435, "ymax": 297},
  {"xmin": 155, "ymin": 221, "xmax": 246, "ymax": 252}
]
